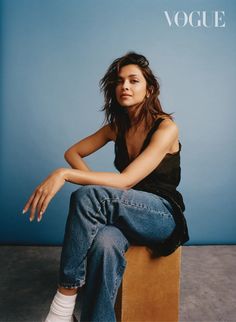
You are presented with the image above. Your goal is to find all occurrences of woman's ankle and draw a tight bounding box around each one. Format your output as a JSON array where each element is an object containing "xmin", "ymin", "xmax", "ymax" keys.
[{"xmin": 58, "ymin": 286, "xmax": 79, "ymax": 296}]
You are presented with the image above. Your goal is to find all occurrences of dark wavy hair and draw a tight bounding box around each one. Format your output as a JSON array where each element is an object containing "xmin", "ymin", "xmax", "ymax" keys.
[{"xmin": 99, "ymin": 51, "xmax": 173, "ymax": 134}]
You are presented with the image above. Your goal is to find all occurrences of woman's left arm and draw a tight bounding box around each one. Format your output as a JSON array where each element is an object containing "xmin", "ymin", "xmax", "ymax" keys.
[
  {"xmin": 63, "ymin": 120, "xmax": 178, "ymax": 189},
  {"xmin": 23, "ymin": 120, "xmax": 178, "ymax": 222}
]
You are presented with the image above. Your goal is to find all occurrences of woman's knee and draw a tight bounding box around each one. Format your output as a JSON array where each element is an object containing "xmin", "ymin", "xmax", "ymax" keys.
[
  {"xmin": 70, "ymin": 185, "xmax": 98, "ymax": 211},
  {"xmin": 89, "ymin": 226, "xmax": 129, "ymax": 259},
  {"xmin": 71, "ymin": 184, "xmax": 124, "ymax": 203},
  {"xmin": 71, "ymin": 185, "xmax": 108, "ymax": 203},
  {"xmin": 71, "ymin": 185, "xmax": 94, "ymax": 200}
]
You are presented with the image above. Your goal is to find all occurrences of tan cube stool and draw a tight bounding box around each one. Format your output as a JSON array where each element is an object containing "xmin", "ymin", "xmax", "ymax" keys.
[{"xmin": 115, "ymin": 246, "xmax": 181, "ymax": 322}]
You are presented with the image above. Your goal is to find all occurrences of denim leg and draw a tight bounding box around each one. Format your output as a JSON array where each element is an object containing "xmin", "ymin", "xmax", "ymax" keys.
[
  {"xmin": 59, "ymin": 184, "xmax": 176, "ymax": 289},
  {"xmin": 80, "ymin": 225, "xmax": 129, "ymax": 322}
]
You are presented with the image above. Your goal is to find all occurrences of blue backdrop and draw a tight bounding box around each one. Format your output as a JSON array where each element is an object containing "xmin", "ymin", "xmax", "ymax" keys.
[{"xmin": 1, "ymin": 0, "xmax": 235, "ymax": 245}]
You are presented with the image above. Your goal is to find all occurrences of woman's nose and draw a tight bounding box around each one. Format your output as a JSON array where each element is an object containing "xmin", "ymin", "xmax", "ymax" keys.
[{"xmin": 122, "ymin": 80, "xmax": 129, "ymax": 90}]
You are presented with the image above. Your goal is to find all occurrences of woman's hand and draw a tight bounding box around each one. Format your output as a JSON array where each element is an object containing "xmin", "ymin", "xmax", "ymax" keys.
[{"xmin": 22, "ymin": 168, "xmax": 66, "ymax": 222}]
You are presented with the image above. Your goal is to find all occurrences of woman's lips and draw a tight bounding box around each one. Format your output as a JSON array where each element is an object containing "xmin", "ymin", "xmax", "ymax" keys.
[{"xmin": 120, "ymin": 94, "xmax": 132, "ymax": 98}]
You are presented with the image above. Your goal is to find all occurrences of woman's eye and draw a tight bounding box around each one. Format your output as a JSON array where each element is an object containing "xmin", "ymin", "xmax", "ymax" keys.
[{"xmin": 115, "ymin": 79, "xmax": 139, "ymax": 85}]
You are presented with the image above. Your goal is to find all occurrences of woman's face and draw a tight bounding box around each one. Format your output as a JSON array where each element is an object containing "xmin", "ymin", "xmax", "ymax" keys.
[{"xmin": 115, "ymin": 64, "xmax": 148, "ymax": 109}]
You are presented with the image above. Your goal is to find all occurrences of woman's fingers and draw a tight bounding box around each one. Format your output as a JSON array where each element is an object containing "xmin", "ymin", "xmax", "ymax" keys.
[
  {"xmin": 29, "ymin": 189, "xmax": 43, "ymax": 222},
  {"xmin": 28, "ymin": 189, "xmax": 55, "ymax": 222},
  {"xmin": 22, "ymin": 192, "xmax": 36, "ymax": 214},
  {"xmin": 38, "ymin": 193, "xmax": 54, "ymax": 222},
  {"xmin": 21, "ymin": 169, "xmax": 65, "ymax": 222},
  {"xmin": 36, "ymin": 192, "xmax": 48, "ymax": 222}
]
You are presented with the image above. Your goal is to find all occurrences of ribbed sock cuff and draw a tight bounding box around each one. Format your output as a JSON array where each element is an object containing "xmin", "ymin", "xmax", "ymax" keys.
[{"xmin": 45, "ymin": 290, "xmax": 77, "ymax": 322}]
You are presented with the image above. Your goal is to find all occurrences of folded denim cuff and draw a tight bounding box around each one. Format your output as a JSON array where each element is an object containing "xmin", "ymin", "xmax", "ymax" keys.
[{"xmin": 58, "ymin": 280, "xmax": 85, "ymax": 289}]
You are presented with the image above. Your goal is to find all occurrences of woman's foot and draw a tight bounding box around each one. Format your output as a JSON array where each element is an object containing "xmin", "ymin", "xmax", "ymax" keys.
[{"xmin": 45, "ymin": 290, "xmax": 78, "ymax": 322}]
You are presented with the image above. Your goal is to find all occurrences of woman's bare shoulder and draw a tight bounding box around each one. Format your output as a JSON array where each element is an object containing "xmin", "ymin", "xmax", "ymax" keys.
[
  {"xmin": 157, "ymin": 116, "xmax": 178, "ymax": 131},
  {"xmin": 152, "ymin": 116, "xmax": 179, "ymax": 153},
  {"xmin": 152, "ymin": 116, "xmax": 179, "ymax": 149}
]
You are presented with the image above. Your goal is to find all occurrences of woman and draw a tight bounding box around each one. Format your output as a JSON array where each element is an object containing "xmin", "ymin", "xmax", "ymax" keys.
[{"xmin": 23, "ymin": 52, "xmax": 189, "ymax": 322}]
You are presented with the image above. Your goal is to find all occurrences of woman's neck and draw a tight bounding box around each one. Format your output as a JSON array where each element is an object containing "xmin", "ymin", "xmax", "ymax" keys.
[{"xmin": 128, "ymin": 113, "xmax": 157, "ymax": 133}]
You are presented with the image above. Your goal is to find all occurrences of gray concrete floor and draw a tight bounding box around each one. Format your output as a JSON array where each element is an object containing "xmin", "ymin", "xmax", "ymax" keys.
[{"xmin": 0, "ymin": 245, "xmax": 235, "ymax": 322}]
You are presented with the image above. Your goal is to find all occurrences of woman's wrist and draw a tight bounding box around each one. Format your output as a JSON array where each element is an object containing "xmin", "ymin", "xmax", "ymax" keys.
[
  {"xmin": 56, "ymin": 168, "xmax": 80, "ymax": 182},
  {"xmin": 53, "ymin": 168, "xmax": 70, "ymax": 181}
]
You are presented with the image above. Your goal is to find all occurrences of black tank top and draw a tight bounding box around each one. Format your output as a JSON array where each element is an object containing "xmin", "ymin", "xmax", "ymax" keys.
[{"xmin": 114, "ymin": 118, "xmax": 189, "ymax": 256}]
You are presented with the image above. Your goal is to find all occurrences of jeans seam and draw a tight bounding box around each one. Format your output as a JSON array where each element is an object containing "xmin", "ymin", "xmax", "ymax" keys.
[
  {"xmin": 97, "ymin": 196, "xmax": 169, "ymax": 214},
  {"xmin": 110, "ymin": 263, "xmax": 126, "ymax": 301},
  {"xmin": 66, "ymin": 219, "xmax": 98, "ymax": 283},
  {"xmin": 78, "ymin": 222, "xmax": 99, "ymax": 275}
]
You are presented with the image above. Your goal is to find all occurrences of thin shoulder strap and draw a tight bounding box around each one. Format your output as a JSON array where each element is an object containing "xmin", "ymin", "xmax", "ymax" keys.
[
  {"xmin": 148, "ymin": 118, "xmax": 165, "ymax": 137},
  {"xmin": 150, "ymin": 118, "xmax": 182, "ymax": 154},
  {"xmin": 140, "ymin": 118, "xmax": 165, "ymax": 152}
]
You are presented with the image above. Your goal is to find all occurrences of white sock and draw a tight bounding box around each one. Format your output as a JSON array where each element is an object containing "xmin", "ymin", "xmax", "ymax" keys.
[{"xmin": 45, "ymin": 290, "xmax": 77, "ymax": 322}]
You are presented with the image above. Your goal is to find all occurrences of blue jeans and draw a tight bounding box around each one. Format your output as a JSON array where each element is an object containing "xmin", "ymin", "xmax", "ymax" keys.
[{"xmin": 58, "ymin": 185, "xmax": 176, "ymax": 322}]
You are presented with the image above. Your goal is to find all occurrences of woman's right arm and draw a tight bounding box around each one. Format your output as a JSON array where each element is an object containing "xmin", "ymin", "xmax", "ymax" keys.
[{"xmin": 64, "ymin": 124, "xmax": 116, "ymax": 171}]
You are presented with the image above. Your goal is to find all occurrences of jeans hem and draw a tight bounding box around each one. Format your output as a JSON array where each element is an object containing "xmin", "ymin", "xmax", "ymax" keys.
[{"xmin": 58, "ymin": 280, "xmax": 86, "ymax": 289}]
